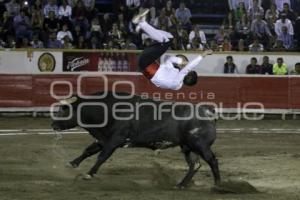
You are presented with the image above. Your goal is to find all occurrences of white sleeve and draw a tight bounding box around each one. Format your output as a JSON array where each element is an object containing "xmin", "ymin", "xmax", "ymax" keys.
[
  {"xmin": 179, "ymin": 55, "xmax": 203, "ymax": 76},
  {"xmin": 164, "ymin": 56, "xmax": 183, "ymax": 65}
]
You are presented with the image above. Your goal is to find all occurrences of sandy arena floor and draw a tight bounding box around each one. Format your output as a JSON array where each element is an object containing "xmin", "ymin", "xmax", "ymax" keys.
[{"xmin": 0, "ymin": 118, "xmax": 299, "ymax": 200}]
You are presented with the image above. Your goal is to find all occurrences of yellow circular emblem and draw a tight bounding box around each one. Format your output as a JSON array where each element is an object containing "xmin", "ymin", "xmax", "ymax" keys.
[{"xmin": 38, "ymin": 53, "xmax": 56, "ymax": 72}]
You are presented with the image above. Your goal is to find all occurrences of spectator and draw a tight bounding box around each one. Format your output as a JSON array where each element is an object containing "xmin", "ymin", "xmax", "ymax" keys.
[
  {"xmin": 248, "ymin": 0, "xmax": 264, "ymax": 21},
  {"xmin": 246, "ymin": 57, "xmax": 261, "ymax": 74},
  {"xmin": 235, "ymin": 2, "xmax": 247, "ymax": 22},
  {"xmin": 280, "ymin": 2, "xmax": 296, "ymax": 22},
  {"xmin": 223, "ymin": 11, "xmax": 235, "ymax": 29},
  {"xmin": 43, "ymin": 11, "xmax": 60, "ymax": 33},
  {"xmin": 126, "ymin": 0, "xmax": 140, "ymax": 19},
  {"xmin": 0, "ymin": 11, "xmax": 14, "ymax": 42},
  {"xmin": 30, "ymin": 34, "xmax": 44, "ymax": 48},
  {"xmin": 58, "ymin": 0, "xmax": 72, "ymax": 20},
  {"xmin": 209, "ymin": 39, "xmax": 219, "ymax": 51},
  {"xmin": 272, "ymin": 39, "xmax": 286, "ymax": 51},
  {"xmin": 13, "ymin": 9, "xmax": 32, "ymax": 40},
  {"xmin": 249, "ymin": 37, "xmax": 264, "ymax": 51},
  {"xmin": 189, "ymin": 25, "xmax": 207, "ymax": 47},
  {"xmin": 44, "ymin": 0, "xmax": 59, "ymax": 18},
  {"xmin": 221, "ymin": 37, "xmax": 233, "ymax": 51},
  {"xmin": 88, "ymin": 35, "xmax": 101, "ymax": 49},
  {"xmin": 175, "ymin": 2, "xmax": 192, "ymax": 30},
  {"xmin": 31, "ymin": 0, "xmax": 43, "ymax": 14},
  {"xmin": 261, "ymin": 56, "xmax": 273, "ymax": 74},
  {"xmin": 75, "ymin": 35, "xmax": 88, "ymax": 49},
  {"xmin": 72, "ymin": 0, "xmax": 89, "ymax": 32},
  {"xmin": 214, "ymin": 26, "xmax": 228, "ymax": 45},
  {"xmin": 148, "ymin": 7, "xmax": 156, "ymax": 26},
  {"xmin": 19, "ymin": 37, "xmax": 29, "ymax": 48},
  {"xmin": 250, "ymin": 14, "xmax": 273, "ymax": 42},
  {"xmin": 235, "ymin": 13, "xmax": 251, "ymax": 40},
  {"xmin": 116, "ymin": 13, "xmax": 129, "ymax": 35},
  {"xmin": 31, "ymin": 9, "xmax": 44, "ymax": 32},
  {"xmin": 273, "ymin": 57, "xmax": 288, "ymax": 75},
  {"xmin": 47, "ymin": 32, "xmax": 62, "ymax": 48},
  {"xmin": 265, "ymin": 4, "xmax": 279, "ymax": 30},
  {"xmin": 275, "ymin": 13, "xmax": 294, "ymax": 37},
  {"xmin": 162, "ymin": 0, "xmax": 175, "ymax": 17},
  {"xmin": 177, "ymin": 26, "xmax": 189, "ymax": 49},
  {"xmin": 57, "ymin": 24, "xmax": 73, "ymax": 43},
  {"xmin": 154, "ymin": 9, "xmax": 172, "ymax": 28},
  {"xmin": 224, "ymin": 56, "xmax": 237, "ymax": 73},
  {"xmin": 83, "ymin": 0, "xmax": 95, "ymax": 11},
  {"xmin": 89, "ymin": 17, "xmax": 104, "ymax": 42},
  {"xmin": 121, "ymin": 36, "xmax": 137, "ymax": 50},
  {"xmin": 290, "ymin": 63, "xmax": 300, "ymax": 75},
  {"xmin": 62, "ymin": 35, "xmax": 73, "ymax": 48},
  {"xmin": 72, "ymin": 24, "xmax": 83, "ymax": 43},
  {"xmin": 295, "ymin": 12, "xmax": 300, "ymax": 50},
  {"xmin": 237, "ymin": 38, "xmax": 247, "ymax": 51},
  {"xmin": 278, "ymin": 26, "xmax": 293, "ymax": 49},
  {"xmin": 228, "ymin": 0, "xmax": 262, "ymax": 10},
  {"xmin": 101, "ymin": 13, "xmax": 113, "ymax": 33},
  {"xmin": 274, "ymin": 0, "xmax": 291, "ymax": 11},
  {"xmin": 108, "ymin": 23, "xmax": 124, "ymax": 47},
  {"xmin": 5, "ymin": 0, "xmax": 20, "ymax": 16}
]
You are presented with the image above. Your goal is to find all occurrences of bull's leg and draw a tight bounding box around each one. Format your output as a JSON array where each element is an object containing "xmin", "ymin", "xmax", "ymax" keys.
[
  {"xmin": 69, "ymin": 141, "xmax": 103, "ymax": 168},
  {"xmin": 86, "ymin": 137, "xmax": 125, "ymax": 178},
  {"xmin": 176, "ymin": 147, "xmax": 201, "ymax": 189},
  {"xmin": 195, "ymin": 145, "xmax": 220, "ymax": 185}
]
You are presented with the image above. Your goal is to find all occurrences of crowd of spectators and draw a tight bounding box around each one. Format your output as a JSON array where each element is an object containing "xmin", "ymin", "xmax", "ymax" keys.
[
  {"xmin": 224, "ymin": 55, "xmax": 300, "ymax": 75},
  {"xmin": 0, "ymin": 0, "xmax": 299, "ymax": 51}
]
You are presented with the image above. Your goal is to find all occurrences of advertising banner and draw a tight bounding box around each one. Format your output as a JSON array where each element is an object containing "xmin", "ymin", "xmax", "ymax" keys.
[{"xmin": 62, "ymin": 52, "xmax": 139, "ymax": 72}]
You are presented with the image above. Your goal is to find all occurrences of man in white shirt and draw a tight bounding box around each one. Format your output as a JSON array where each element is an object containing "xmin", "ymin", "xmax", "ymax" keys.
[
  {"xmin": 274, "ymin": 0, "xmax": 291, "ymax": 11},
  {"xmin": 189, "ymin": 25, "xmax": 207, "ymax": 47},
  {"xmin": 275, "ymin": 13, "xmax": 294, "ymax": 37},
  {"xmin": 132, "ymin": 9, "xmax": 212, "ymax": 90}
]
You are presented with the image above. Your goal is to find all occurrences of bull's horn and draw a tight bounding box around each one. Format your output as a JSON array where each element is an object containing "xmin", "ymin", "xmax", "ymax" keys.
[{"xmin": 59, "ymin": 96, "xmax": 78, "ymax": 105}]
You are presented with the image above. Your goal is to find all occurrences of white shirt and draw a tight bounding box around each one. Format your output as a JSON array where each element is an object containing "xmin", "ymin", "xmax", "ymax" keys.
[
  {"xmin": 151, "ymin": 56, "xmax": 203, "ymax": 90},
  {"xmin": 274, "ymin": 0, "xmax": 291, "ymax": 11},
  {"xmin": 58, "ymin": 5, "xmax": 72, "ymax": 19},
  {"xmin": 189, "ymin": 30, "xmax": 207, "ymax": 44},
  {"xmin": 126, "ymin": 0, "xmax": 140, "ymax": 7},
  {"xmin": 57, "ymin": 31, "xmax": 73, "ymax": 43},
  {"xmin": 275, "ymin": 19, "xmax": 294, "ymax": 36}
]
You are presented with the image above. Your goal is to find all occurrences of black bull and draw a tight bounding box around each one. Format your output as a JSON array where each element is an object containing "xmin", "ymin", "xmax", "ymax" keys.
[{"xmin": 51, "ymin": 91, "xmax": 220, "ymax": 188}]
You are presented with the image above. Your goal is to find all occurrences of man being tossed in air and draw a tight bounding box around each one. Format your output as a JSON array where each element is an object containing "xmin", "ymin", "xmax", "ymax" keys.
[{"xmin": 132, "ymin": 9, "xmax": 212, "ymax": 90}]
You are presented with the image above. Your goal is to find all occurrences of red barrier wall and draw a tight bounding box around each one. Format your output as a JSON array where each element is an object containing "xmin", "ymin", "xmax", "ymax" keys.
[{"xmin": 0, "ymin": 74, "xmax": 299, "ymax": 109}]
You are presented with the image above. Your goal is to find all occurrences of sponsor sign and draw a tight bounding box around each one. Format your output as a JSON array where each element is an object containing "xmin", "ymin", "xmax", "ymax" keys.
[{"xmin": 63, "ymin": 52, "xmax": 138, "ymax": 72}]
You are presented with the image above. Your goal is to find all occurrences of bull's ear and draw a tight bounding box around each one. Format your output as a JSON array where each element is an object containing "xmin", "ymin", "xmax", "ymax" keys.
[{"xmin": 59, "ymin": 96, "xmax": 78, "ymax": 105}]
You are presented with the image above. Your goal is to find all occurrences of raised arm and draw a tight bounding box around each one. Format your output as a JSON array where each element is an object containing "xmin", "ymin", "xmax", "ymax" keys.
[{"xmin": 179, "ymin": 50, "xmax": 213, "ymax": 76}]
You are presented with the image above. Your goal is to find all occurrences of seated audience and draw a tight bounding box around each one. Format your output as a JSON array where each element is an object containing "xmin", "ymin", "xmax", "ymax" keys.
[
  {"xmin": 290, "ymin": 63, "xmax": 300, "ymax": 75},
  {"xmin": 273, "ymin": 57, "xmax": 288, "ymax": 75},
  {"xmin": 248, "ymin": 0, "xmax": 264, "ymax": 21},
  {"xmin": 175, "ymin": 2, "xmax": 192, "ymax": 30},
  {"xmin": 261, "ymin": 56, "xmax": 273, "ymax": 74},
  {"xmin": 249, "ymin": 38, "xmax": 264, "ymax": 52},
  {"xmin": 280, "ymin": 2, "xmax": 296, "ymax": 22},
  {"xmin": 57, "ymin": 24, "xmax": 73, "ymax": 43},
  {"xmin": 224, "ymin": 56, "xmax": 237, "ymax": 73},
  {"xmin": 44, "ymin": 0, "xmax": 59, "ymax": 18},
  {"xmin": 47, "ymin": 32, "xmax": 62, "ymax": 48},
  {"xmin": 246, "ymin": 57, "xmax": 261, "ymax": 74},
  {"xmin": 275, "ymin": 13, "xmax": 294, "ymax": 37},
  {"xmin": 278, "ymin": 26, "xmax": 293, "ymax": 49},
  {"xmin": 189, "ymin": 25, "xmax": 207, "ymax": 47}
]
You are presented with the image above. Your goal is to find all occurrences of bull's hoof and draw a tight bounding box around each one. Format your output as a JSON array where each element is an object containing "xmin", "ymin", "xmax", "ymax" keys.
[
  {"xmin": 175, "ymin": 183, "xmax": 186, "ymax": 190},
  {"xmin": 67, "ymin": 162, "xmax": 79, "ymax": 168},
  {"xmin": 82, "ymin": 174, "xmax": 93, "ymax": 180}
]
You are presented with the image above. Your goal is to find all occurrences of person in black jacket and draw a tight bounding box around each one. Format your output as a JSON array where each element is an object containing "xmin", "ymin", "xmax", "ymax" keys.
[
  {"xmin": 224, "ymin": 56, "xmax": 237, "ymax": 74},
  {"xmin": 246, "ymin": 57, "xmax": 261, "ymax": 74},
  {"xmin": 261, "ymin": 56, "xmax": 273, "ymax": 74}
]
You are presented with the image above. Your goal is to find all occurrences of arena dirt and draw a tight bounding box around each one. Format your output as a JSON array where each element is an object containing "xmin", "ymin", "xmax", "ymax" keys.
[{"xmin": 0, "ymin": 118, "xmax": 299, "ymax": 200}]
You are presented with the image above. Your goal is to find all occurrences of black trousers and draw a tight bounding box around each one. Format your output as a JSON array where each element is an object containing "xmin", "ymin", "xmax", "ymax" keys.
[{"xmin": 138, "ymin": 40, "xmax": 172, "ymax": 71}]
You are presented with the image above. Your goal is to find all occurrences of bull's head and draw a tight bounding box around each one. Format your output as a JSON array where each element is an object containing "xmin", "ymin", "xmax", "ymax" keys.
[{"xmin": 51, "ymin": 96, "xmax": 79, "ymax": 131}]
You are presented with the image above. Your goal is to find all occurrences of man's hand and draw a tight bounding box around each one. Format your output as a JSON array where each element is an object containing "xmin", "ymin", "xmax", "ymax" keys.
[{"xmin": 202, "ymin": 49, "xmax": 213, "ymax": 57}]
